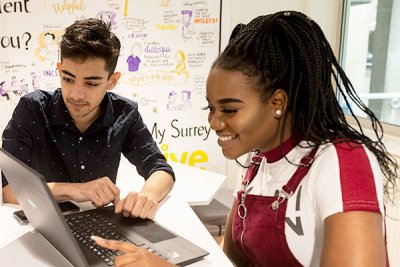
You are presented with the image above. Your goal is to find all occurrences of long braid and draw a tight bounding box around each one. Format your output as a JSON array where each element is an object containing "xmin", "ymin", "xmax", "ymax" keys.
[{"xmin": 213, "ymin": 11, "xmax": 398, "ymax": 199}]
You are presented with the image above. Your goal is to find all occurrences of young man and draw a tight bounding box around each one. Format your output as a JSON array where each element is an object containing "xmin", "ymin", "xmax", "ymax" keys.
[{"xmin": 1, "ymin": 18, "xmax": 174, "ymax": 220}]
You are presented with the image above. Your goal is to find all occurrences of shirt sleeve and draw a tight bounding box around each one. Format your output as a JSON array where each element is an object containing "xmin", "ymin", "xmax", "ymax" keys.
[
  {"xmin": 121, "ymin": 108, "xmax": 175, "ymax": 181},
  {"xmin": 311, "ymin": 143, "xmax": 384, "ymax": 221},
  {"xmin": 2, "ymin": 97, "xmax": 35, "ymax": 187}
]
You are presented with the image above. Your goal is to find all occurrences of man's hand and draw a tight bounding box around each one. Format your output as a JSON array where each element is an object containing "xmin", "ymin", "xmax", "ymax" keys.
[
  {"xmin": 112, "ymin": 170, "xmax": 174, "ymax": 220},
  {"xmin": 114, "ymin": 191, "xmax": 158, "ymax": 219},
  {"xmin": 92, "ymin": 236, "xmax": 175, "ymax": 267},
  {"xmin": 70, "ymin": 176, "xmax": 120, "ymax": 207}
]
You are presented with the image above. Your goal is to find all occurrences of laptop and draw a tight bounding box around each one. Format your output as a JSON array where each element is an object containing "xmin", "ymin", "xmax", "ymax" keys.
[{"xmin": 0, "ymin": 148, "xmax": 209, "ymax": 267}]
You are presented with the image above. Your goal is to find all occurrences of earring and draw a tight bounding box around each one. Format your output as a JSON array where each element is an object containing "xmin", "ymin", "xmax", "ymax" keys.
[{"xmin": 275, "ymin": 109, "xmax": 282, "ymax": 118}]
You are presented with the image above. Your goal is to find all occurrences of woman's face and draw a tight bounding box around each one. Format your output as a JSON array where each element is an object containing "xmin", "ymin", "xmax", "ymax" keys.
[{"xmin": 206, "ymin": 68, "xmax": 287, "ymax": 159}]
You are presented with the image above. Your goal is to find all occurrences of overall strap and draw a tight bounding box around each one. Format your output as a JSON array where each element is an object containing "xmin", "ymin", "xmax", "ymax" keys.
[
  {"xmin": 282, "ymin": 146, "xmax": 319, "ymax": 196},
  {"xmin": 241, "ymin": 153, "xmax": 264, "ymax": 188}
]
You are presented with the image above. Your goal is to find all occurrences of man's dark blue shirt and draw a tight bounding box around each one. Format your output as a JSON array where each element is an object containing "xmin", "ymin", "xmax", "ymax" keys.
[{"xmin": 2, "ymin": 89, "xmax": 174, "ymax": 187}]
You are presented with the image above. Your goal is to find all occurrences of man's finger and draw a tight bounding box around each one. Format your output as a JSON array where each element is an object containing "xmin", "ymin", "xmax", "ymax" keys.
[
  {"xmin": 131, "ymin": 195, "xmax": 146, "ymax": 218},
  {"xmin": 99, "ymin": 177, "xmax": 120, "ymax": 205},
  {"xmin": 122, "ymin": 192, "xmax": 138, "ymax": 217},
  {"xmin": 100, "ymin": 185, "xmax": 118, "ymax": 205},
  {"xmin": 90, "ymin": 192, "xmax": 104, "ymax": 207},
  {"xmin": 147, "ymin": 202, "xmax": 158, "ymax": 220},
  {"xmin": 114, "ymin": 198, "xmax": 125, "ymax": 214},
  {"xmin": 113, "ymin": 191, "xmax": 120, "ymax": 206},
  {"xmin": 104, "ymin": 177, "xmax": 120, "ymax": 204},
  {"xmin": 138, "ymin": 199, "xmax": 151, "ymax": 219}
]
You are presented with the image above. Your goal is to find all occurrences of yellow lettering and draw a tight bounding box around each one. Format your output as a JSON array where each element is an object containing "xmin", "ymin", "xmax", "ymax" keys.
[
  {"xmin": 52, "ymin": 0, "xmax": 85, "ymax": 15},
  {"xmin": 188, "ymin": 150, "xmax": 208, "ymax": 166},
  {"xmin": 169, "ymin": 153, "xmax": 178, "ymax": 162},
  {"xmin": 160, "ymin": 143, "xmax": 209, "ymax": 168},
  {"xmin": 180, "ymin": 152, "xmax": 188, "ymax": 164}
]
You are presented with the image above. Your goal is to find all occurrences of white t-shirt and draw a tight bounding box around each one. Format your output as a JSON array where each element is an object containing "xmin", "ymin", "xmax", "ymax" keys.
[{"xmin": 234, "ymin": 141, "xmax": 385, "ymax": 266}]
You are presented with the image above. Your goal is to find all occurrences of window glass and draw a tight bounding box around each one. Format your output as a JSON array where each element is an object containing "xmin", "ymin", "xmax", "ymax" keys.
[{"xmin": 339, "ymin": 0, "xmax": 400, "ymax": 127}]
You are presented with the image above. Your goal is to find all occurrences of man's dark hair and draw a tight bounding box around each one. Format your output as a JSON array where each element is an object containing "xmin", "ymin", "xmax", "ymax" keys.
[
  {"xmin": 60, "ymin": 18, "xmax": 121, "ymax": 76},
  {"xmin": 213, "ymin": 11, "xmax": 398, "ymax": 199}
]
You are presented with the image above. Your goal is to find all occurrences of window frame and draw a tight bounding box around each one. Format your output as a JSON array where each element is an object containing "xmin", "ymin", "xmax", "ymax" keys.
[{"xmin": 338, "ymin": 0, "xmax": 400, "ymax": 144}]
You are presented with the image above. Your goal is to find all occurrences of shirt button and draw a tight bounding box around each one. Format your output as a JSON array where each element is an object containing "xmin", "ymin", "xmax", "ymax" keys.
[
  {"xmin": 79, "ymin": 137, "xmax": 83, "ymax": 141},
  {"xmin": 81, "ymin": 165, "xmax": 85, "ymax": 170}
]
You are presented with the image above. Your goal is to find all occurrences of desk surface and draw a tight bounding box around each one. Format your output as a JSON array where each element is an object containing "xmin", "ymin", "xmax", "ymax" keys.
[
  {"xmin": 0, "ymin": 161, "xmax": 233, "ymax": 267},
  {"xmin": 117, "ymin": 157, "xmax": 227, "ymax": 206},
  {"xmin": 0, "ymin": 195, "xmax": 233, "ymax": 266}
]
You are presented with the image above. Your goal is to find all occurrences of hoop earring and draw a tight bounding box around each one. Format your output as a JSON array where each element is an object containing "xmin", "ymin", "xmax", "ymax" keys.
[{"xmin": 275, "ymin": 109, "xmax": 282, "ymax": 118}]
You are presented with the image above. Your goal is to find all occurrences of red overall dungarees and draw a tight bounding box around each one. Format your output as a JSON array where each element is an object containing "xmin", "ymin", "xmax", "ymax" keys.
[{"xmin": 232, "ymin": 147, "xmax": 318, "ymax": 267}]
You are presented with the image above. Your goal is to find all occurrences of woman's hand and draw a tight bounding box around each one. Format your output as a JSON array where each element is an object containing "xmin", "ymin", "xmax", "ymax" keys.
[{"xmin": 92, "ymin": 236, "xmax": 176, "ymax": 267}]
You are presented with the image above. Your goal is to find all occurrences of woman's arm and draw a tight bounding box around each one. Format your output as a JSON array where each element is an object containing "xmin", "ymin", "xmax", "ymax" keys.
[
  {"xmin": 2, "ymin": 185, "xmax": 18, "ymax": 204},
  {"xmin": 92, "ymin": 236, "xmax": 176, "ymax": 267},
  {"xmin": 321, "ymin": 211, "xmax": 386, "ymax": 267}
]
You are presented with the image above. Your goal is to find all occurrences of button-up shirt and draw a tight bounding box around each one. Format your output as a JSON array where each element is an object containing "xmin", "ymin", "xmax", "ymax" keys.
[{"xmin": 2, "ymin": 89, "xmax": 174, "ymax": 187}]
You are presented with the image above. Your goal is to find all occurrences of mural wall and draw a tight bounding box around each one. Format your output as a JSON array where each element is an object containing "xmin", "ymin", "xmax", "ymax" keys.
[{"xmin": 0, "ymin": 0, "xmax": 225, "ymax": 174}]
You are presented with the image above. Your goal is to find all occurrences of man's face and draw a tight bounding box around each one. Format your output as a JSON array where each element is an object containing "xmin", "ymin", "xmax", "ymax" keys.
[{"xmin": 57, "ymin": 57, "xmax": 120, "ymax": 127}]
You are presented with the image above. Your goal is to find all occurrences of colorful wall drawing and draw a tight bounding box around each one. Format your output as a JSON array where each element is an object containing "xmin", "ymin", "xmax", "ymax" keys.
[{"xmin": 0, "ymin": 0, "xmax": 225, "ymax": 174}]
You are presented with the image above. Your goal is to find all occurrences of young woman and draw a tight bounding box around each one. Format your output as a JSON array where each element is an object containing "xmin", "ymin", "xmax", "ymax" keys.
[{"xmin": 94, "ymin": 11, "xmax": 398, "ymax": 266}]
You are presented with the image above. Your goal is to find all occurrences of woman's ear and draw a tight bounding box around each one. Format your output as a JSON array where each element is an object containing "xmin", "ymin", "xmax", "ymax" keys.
[{"xmin": 271, "ymin": 89, "xmax": 288, "ymax": 118}]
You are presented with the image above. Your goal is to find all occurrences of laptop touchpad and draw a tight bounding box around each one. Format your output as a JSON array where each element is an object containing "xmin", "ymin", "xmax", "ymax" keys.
[
  {"xmin": 115, "ymin": 215, "xmax": 176, "ymax": 243},
  {"xmin": 133, "ymin": 221, "xmax": 176, "ymax": 243}
]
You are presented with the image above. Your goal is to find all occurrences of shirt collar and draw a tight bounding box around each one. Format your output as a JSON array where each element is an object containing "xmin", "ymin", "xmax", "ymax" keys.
[
  {"xmin": 99, "ymin": 93, "xmax": 114, "ymax": 127},
  {"xmin": 49, "ymin": 89, "xmax": 73, "ymax": 126},
  {"xmin": 260, "ymin": 133, "xmax": 303, "ymax": 163}
]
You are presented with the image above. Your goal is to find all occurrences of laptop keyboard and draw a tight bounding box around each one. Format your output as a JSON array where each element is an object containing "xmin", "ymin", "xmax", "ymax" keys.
[{"xmin": 66, "ymin": 211, "xmax": 164, "ymax": 266}]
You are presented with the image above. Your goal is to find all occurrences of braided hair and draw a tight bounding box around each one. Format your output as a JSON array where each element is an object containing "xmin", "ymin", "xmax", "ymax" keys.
[{"xmin": 213, "ymin": 11, "xmax": 398, "ymax": 199}]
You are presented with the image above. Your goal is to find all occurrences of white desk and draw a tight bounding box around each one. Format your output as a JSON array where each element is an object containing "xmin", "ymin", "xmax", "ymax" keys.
[
  {"xmin": 0, "ymin": 195, "xmax": 233, "ymax": 266},
  {"xmin": 0, "ymin": 161, "xmax": 233, "ymax": 267},
  {"xmin": 117, "ymin": 157, "xmax": 227, "ymax": 206}
]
